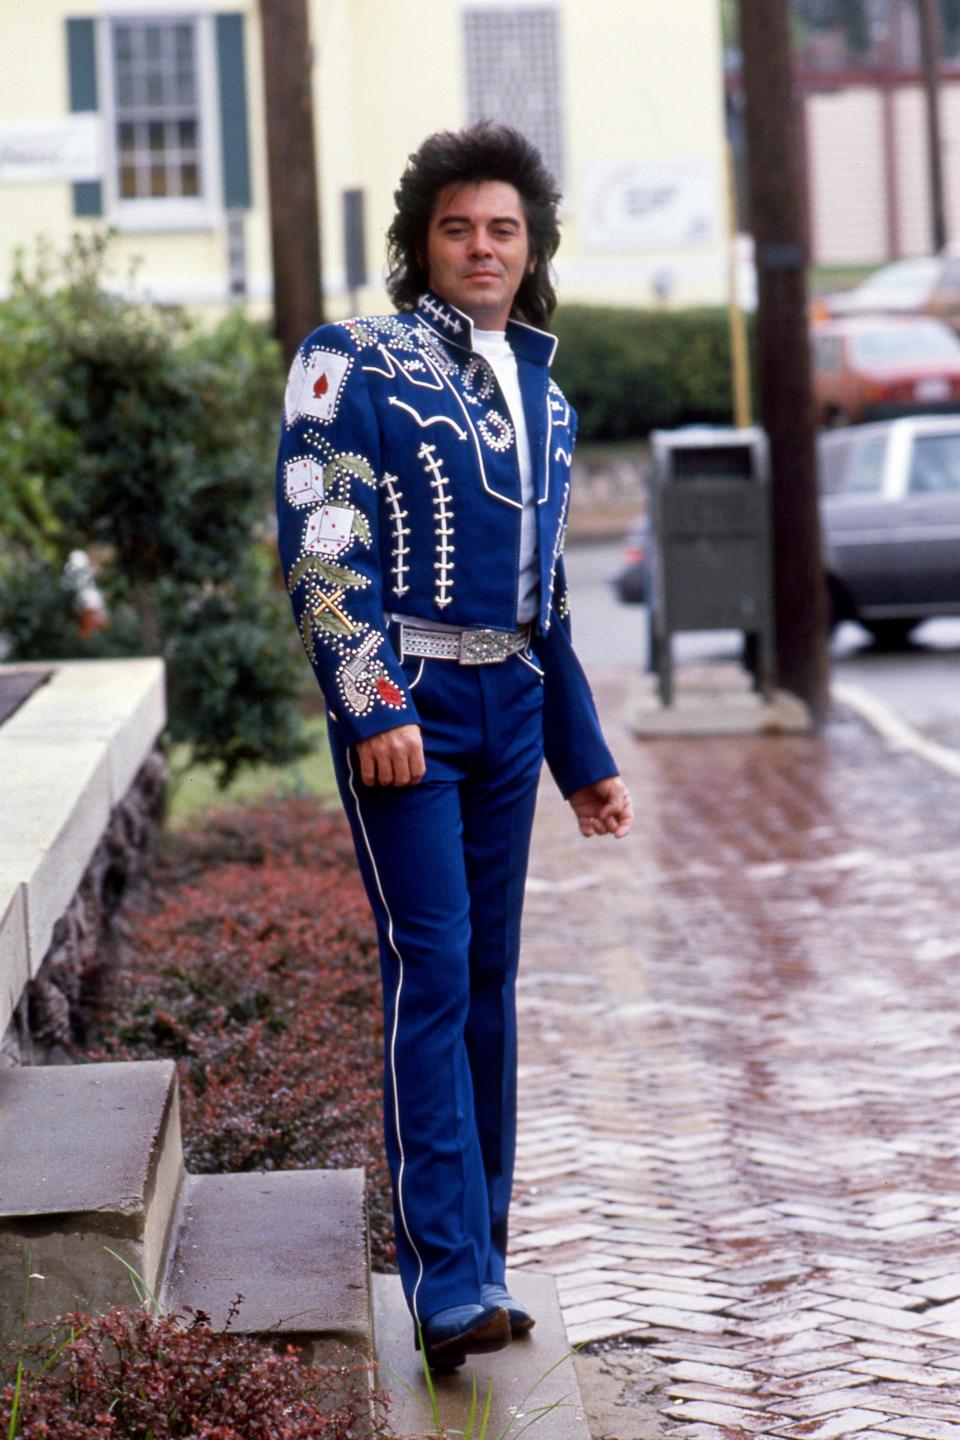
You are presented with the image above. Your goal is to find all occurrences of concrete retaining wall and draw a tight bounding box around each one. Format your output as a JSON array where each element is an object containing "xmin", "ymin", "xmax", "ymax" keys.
[{"xmin": 0, "ymin": 659, "xmax": 166, "ymax": 1062}]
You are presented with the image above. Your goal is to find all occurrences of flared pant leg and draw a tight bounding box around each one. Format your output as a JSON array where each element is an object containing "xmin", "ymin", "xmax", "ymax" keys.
[{"xmin": 327, "ymin": 652, "xmax": 543, "ymax": 1320}]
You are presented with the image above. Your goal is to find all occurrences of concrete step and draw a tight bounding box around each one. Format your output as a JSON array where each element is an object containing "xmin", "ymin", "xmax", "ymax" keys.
[
  {"xmin": 372, "ymin": 1270, "xmax": 591, "ymax": 1439},
  {"xmin": 161, "ymin": 1169, "xmax": 372, "ymax": 1367},
  {"xmin": 0, "ymin": 1059, "xmax": 184, "ymax": 1347}
]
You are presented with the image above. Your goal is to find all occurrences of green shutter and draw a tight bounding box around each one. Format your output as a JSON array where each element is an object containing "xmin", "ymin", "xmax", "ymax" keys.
[
  {"xmin": 66, "ymin": 18, "xmax": 103, "ymax": 217},
  {"xmin": 215, "ymin": 14, "xmax": 251, "ymax": 210}
]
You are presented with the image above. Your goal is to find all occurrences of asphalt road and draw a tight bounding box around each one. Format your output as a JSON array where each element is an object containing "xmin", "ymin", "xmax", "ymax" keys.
[{"xmin": 565, "ymin": 539, "xmax": 960, "ymax": 750}]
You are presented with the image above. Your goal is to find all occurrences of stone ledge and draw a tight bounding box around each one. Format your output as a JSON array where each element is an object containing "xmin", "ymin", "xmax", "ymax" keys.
[
  {"xmin": 0, "ymin": 885, "xmax": 28, "ymax": 1058},
  {"xmin": 0, "ymin": 659, "xmax": 165, "ymax": 804},
  {"xmin": 0, "ymin": 659, "xmax": 166, "ymax": 1038}
]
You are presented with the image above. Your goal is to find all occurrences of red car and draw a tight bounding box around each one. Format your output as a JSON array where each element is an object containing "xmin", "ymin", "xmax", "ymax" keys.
[{"xmin": 811, "ymin": 315, "xmax": 960, "ymax": 426}]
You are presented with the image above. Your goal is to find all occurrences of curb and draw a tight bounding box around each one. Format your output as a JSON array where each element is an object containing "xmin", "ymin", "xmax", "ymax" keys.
[{"xmin": 833, "ymin": 680, "xmax": 960, "ymax": 781}]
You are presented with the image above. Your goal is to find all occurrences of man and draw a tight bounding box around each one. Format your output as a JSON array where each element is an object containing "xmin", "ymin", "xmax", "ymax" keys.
[{"xmin": 276, "ymin": 123, "xmax": 632, "ymax": 1369}]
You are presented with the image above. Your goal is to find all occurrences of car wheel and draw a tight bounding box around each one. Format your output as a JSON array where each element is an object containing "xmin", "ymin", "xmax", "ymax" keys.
[
  {"xmin": 825, "ymin": 575, "xmax": 853, "ymax": 635},
  {"xmin": 864, "ymin": 618, "xmax": 918, "ymax": 649}
]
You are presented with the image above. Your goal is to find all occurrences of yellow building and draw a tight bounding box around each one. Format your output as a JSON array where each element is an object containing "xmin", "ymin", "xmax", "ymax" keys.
[{"xmin": 0, "ymin": 0, "xmax": 728, "ymax": 315}]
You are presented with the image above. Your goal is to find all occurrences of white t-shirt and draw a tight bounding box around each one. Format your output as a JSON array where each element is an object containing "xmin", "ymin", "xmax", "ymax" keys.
[{"xmin": 472, "ymin": 328, "xmax": 539, "ymax": 625}]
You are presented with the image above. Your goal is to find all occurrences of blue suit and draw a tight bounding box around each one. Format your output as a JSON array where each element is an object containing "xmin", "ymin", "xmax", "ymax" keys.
[{"xmin": 276, "ymin": 291, "xmax": 616, "ymax": 1319}]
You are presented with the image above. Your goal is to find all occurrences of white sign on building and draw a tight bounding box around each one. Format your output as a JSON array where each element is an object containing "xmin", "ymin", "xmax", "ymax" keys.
[
  {"xmin": 0, "ymin": 115, "xmax": 101, "ymax": 184},
  {"xmin": 582, "ymin": 157, "xmax": 721, "ymax": 253}
]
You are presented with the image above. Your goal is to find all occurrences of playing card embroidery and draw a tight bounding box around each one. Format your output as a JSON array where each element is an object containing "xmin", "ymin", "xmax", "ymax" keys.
[{"xmin": 284, "ymin": 348, "xmax": 352, "ymax": 425}]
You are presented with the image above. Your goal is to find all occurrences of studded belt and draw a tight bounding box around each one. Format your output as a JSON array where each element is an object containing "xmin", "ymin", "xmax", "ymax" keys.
[{"xmin": 398, "ymin": 622, "xmax": 532, "ymax": 665}]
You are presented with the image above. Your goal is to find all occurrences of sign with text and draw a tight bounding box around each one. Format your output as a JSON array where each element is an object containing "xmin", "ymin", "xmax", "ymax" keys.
[
  {"xmin": 0, "ymin": 114, "xmax": 101, "ymax": 184},
  {"xmin": 582, "ymin": 157, "xmax": 720, "ymax": 252}
]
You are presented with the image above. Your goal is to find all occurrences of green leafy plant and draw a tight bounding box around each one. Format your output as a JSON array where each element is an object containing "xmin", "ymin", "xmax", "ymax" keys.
[{"xmin": 0, "ymin": 235, "xmax": 309, "ymax": 786}]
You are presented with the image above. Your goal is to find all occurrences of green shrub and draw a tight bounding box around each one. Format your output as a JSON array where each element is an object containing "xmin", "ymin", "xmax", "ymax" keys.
[
  {"xmin": 551, "ymin": 304, "xmax": 755, "ymax": 441},
  {"xmin": 0, "ymin": 236, "xmax": 309, "ymax": 785}
]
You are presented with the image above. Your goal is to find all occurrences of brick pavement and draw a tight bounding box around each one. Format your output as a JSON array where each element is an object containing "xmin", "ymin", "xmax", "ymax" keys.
[{"xmin": 513, "ymin": 672, "xmax": 960, "ymax": 1439}]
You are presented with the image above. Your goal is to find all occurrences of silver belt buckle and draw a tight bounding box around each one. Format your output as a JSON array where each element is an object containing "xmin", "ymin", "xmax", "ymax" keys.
[{"xmin": 459, "ymin": 628, "xmax": 513, "ymax": 665}]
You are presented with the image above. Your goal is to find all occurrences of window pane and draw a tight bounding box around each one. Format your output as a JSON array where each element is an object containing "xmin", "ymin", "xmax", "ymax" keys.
[
  {"xmin": 464, "ymin": 8, "xmax": 564, "ymax": 183},
  {"xmin": 180, "ymin": 162, "xmax": 200, "ymax": 197},
  {"xmin": 150, "ymin": 164, "xmax": 168, "ymax": 197},
  {"xmin": 145, "ymin": 68, "xmax": 164, "ymax": 106},
  {"xmin": 118, "ymin": 122, "xmax": 136, "ymax": 156},
  {"xmin": 845, "ymin": 435, "xmax": 887, "ymax": 494},
  {"xmin": 114, "ymin": 65, "xmax": 135, "ymax": 108},
  {"xmin": 114, "ymin": 24, "xmax": 133, "ymax": 61},
  {"xmin": 120, "ymin": 166, "xmax": 138, "ymax": 199},
  {"xmin": 817, "ymin": 433, "xmax": 855, "ymax": 494},
  {"xmin": 176, "ymin": 69, "xmax": 197, "ymax": 104},
  {"xmin": 851, "ymin": 323, "xmax": 960, "ymax": 366},
  {"xmin": 148, "ymin": 121, "xmax": 165, "ymax": 152},
  {"xmin": 178, "ymin": 119, "xmax": 197, "ymax": 149},
  {"xmin": 909, "ymin": 434, "xmax": 960, "ymax": 494}
]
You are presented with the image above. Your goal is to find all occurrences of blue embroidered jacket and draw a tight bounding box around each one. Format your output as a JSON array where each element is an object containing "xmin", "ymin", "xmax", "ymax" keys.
[{"xmin": 275, "ymin": 290, "xmax": 617, "ymax": 798}]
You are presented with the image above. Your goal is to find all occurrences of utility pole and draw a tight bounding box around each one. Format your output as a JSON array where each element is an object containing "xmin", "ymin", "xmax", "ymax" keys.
[
  {"xmin": 918, "ymin": 0, "xmax": 948, "ymax": 252},
  {"xmin": 259, "ymin": 0, "xmax": 324, "ymax": 366},
  {"xmin": 738, "ymin": 0, "xmax": 830, "ymax": 723}
]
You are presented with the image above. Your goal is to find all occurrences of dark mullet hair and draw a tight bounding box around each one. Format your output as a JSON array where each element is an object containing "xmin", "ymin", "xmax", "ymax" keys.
[{"xmin": 386, "ymin": 123, "xmax": 562, "ymax": 328}]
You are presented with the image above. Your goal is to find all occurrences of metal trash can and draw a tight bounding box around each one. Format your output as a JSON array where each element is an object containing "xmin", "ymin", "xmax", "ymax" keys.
[{"xmin": 648, "ymin": 426, "xmax": 775, "ymax": 705}]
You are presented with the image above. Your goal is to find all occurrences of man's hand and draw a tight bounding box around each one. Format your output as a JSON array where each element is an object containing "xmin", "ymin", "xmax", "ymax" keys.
[
  {"xmin": 356, "ymin": 725, "xmax": 425, "ymax": 787},
  {"xmin": 569, "ymin": 775, "xmax": 633, "ymax": 839}
]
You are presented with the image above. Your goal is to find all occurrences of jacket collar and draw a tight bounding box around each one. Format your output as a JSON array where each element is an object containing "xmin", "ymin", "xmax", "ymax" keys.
[{"xmin": 414, "ymin": 290, "xmax": 558, "ymax": 368}]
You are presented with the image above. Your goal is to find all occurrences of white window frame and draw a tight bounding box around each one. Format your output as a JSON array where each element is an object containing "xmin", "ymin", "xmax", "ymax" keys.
[{"xmin": 96, "ymin": 8, "xmax": 221, "ymax": 232}]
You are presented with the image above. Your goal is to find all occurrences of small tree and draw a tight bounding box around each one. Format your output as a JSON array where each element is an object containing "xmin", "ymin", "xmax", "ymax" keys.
[{"xmin": 0, "ymin": 237, "xmax": 309, "ymax": 785}]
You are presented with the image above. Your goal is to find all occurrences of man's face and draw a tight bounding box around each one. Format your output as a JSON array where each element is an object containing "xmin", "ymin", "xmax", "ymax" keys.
[{"xmin": 424, "ymin": 180, "xmax": 533, "ymax": 331}]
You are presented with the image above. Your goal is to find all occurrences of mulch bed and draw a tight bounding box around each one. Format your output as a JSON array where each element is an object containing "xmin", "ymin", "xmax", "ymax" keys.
[{"xmin": 84, "ymin": 797, "xmax": 395, "ymax": 1271}]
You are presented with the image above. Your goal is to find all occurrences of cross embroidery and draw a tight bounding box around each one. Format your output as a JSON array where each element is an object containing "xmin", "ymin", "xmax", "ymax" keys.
[
  {"xmin": 420, "ymin": 296, "xmax": 463, "ymax": 334},
  {"xmin": 313, "ymin": 587, "xmax": 356, "ymax": 633}
]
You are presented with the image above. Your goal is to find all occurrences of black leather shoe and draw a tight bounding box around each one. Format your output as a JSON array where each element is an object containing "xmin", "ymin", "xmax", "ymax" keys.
[
  {"xmin": 415, "ymin": 1302, "xmax": 511, "ymax": 1369},
  {"xmin": 480, "ymin": 1283, "xmax": 536, "ymax": 1335}
]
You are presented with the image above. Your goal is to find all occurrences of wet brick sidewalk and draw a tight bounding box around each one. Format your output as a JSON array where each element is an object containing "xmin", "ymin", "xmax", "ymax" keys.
[{"xmin": 513, "ymin": 671, "xmax": 960, "ymax": 1439}]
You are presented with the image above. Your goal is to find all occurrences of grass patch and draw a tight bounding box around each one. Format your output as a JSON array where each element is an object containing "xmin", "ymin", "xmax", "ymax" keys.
[{"xmin": 165, "ymin": 716, "xmax": 338, "ymax": 829}]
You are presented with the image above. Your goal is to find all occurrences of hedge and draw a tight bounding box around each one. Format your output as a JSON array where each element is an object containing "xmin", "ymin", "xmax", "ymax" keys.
[{"xmin": 551, "ymin": 304, "xmax": 756, "ymax": 442}]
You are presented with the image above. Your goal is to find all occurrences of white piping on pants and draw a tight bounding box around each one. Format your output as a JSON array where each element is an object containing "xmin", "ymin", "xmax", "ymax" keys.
[{"xmin": 344, "ymin": 747, "xmax": 426, "ymax": 1320}]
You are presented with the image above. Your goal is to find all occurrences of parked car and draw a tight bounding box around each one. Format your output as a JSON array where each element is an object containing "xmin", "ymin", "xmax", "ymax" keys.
[
  {"xmin": 812, "ymin": 316, "xmax": 960, "ymax": 426},
  {"xmin": 822, "ymin": 248, "xmax": 960, "ymax": 332},
  {"xmin": 821, "ymin": 416, "xmax": 960, "ymax": 644},
  {"xmin": 613, "ymin": 417, "xmax": 960, "ymax": 648}
]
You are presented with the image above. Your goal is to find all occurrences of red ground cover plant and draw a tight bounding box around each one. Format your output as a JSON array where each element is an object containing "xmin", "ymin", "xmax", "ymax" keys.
[
  {"xmin": 85, "ymin": 798, "xmax": 396, "ymax": 1269},
  {"xmin": 1, "ymin": 1299, "xmax": 389, "ymax": 1438}
]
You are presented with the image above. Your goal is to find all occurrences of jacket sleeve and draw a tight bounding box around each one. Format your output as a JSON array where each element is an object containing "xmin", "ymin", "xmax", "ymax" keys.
[
  {"xmin": 276, "ymin": 322, "xmax": 418, "ymax": 747},
  {"xmin": 533, "ymin": 559, "xmax": 620, "ymax": 801}
]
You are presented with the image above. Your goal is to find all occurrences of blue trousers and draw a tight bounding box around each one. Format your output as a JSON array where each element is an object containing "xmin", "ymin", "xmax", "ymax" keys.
[{"xmin": 328, "ymin": 643, "xmax": 544, "ymax": 1321}]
